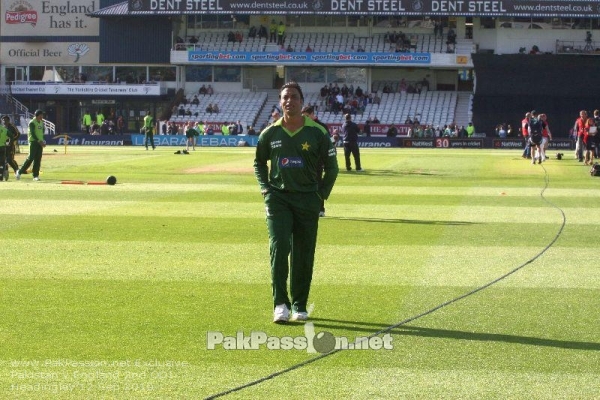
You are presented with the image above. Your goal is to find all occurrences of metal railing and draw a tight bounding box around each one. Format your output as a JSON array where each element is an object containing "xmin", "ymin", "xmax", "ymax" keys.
[
  {"xmin": 555, "ymin": 39, "xmax": 600, "ymax": 55},
  {"xmin": 1, "ymin": 84, "xmax": 56, "ymax": 136}
]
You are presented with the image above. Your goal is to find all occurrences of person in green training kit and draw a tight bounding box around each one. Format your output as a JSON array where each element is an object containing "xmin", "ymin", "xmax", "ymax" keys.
[
  {"xmin": 16, "ymin": 109, "xmax": 46, "ymax": 181},
  {"xmin": 0, "ymin": 120, "xmax": 9, "ymax": 178},
  {"xmin": 2, "ymin": 115, "xmax": 20, "ymax": 174},
  {"xmin": 254, "ymin": 82, "xmax": 339, "ymax": 323},
  {"xmin": 143, "ymin": 110, "xmax": 155, "ymax": 150}
]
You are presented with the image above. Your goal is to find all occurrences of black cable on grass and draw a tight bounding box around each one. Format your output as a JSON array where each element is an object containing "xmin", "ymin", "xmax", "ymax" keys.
[{"xmin": 205, "ymin": 165, "xmax": 566, "ymax": 400}]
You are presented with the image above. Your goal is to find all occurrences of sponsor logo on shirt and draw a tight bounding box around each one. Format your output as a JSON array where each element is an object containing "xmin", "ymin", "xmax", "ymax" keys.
[{"xmin": 280, "ymin": 157, "xmax": 304, "ymax": 168}]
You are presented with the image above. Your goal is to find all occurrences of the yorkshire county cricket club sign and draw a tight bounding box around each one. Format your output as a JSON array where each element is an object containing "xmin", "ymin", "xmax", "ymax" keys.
[{"xmin": 129, "ymin": 0, "xmax": 600, "ymax": 17}]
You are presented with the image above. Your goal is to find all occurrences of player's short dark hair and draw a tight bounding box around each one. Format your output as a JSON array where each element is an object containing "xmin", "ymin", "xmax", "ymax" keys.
[{"xmin": 280, "ymin": 81, "xmax": 304, "ymax": 101}]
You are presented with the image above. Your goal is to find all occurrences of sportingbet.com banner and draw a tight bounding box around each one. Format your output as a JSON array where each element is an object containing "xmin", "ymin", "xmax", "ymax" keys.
[
  {"xmin": 129, "ymin": 0, "xmax": 600, "ymax": 17},
  {"xmin": 188, "ymin": 51, "xmax": 431, "ymax": 65}
]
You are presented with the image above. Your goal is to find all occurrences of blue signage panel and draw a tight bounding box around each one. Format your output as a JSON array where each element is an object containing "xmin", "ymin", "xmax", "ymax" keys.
[{"xmin": 131, "ymin": 134, "xmax": 259, "ymax": 147}]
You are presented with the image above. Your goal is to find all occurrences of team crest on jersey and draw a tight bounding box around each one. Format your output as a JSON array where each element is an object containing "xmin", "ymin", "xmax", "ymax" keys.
[{"xmin": 280, "ymin": 157, "xmax": 304, "ymax": 168}]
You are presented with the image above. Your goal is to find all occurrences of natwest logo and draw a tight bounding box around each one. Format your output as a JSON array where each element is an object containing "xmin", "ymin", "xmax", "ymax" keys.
[{"xmin": 5, "ymin": 0, "xmax": 38, "ymax": 26}]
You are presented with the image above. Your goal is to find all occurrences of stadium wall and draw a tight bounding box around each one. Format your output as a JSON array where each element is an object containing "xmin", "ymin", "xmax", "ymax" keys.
[{"xmin": 472, "ymin": 54, "xmax": 600, "ymax": 137}]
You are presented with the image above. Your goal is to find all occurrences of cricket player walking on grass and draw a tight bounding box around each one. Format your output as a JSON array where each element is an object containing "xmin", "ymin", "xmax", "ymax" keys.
[
  {"xmin": 254, "ymin": 82, "xmax": 339, "ymax": 323},
  {"xmin": 16, "ymin": 109, "xmax": 46, "ymax": 181}
]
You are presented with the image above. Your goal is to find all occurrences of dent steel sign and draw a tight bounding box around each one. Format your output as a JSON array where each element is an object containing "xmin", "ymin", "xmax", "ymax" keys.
[{"xmin": 129, "ymin": 0, "xmax": 600, "ymax": 17}]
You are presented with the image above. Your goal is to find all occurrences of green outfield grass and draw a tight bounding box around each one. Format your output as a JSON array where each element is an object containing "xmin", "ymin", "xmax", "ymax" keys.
[{"xmin": 1, "ymin": 146, "xmax": 598, "ymax": 399}]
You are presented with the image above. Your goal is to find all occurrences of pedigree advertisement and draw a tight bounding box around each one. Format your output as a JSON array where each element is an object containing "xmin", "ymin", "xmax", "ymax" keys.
[{"xmin": 1, "ymin": 0, "xmax": 99, "ymax": 36}]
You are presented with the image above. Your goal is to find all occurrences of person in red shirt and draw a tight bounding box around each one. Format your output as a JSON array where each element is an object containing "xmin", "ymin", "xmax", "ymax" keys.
[
  {"xmin": 521, "ymin": 112, "xmax": 531, "ymax": 159},
  {"xmin": 539, "ymin": 113, "xmax": 552, "ymax": 161},
  {"xmin": 575, "ymin": 110, "xmax": 588, "ymax": 162},
  {"xmin": 583, "ymin": 114, "xmax": 596, "ymax": 165}
]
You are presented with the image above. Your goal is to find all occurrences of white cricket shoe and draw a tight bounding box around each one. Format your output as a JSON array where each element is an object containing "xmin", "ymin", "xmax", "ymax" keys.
[
  {"xmin": 33, "ymin": 177, "xmax": 40, "ymax": 181},
  {"xmin": 290, "ymin": 311, "xmax": 308, "ymax": 322},
  {"xmin": 273, "ymin": 304, "xmax": 289, "ymax": 323},
  {"xmin": 15, "ymin": 171, "xmax": 21, "ymax": 180}
]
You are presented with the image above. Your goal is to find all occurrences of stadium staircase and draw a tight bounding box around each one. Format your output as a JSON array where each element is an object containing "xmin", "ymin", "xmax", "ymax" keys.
[
  {"xmin": 254, "ymin": 89, "xmax": 280, "ymax": 130},
  {"xmin": 454, "ymin": 92, "xmax": 473, "ymax": 128}
]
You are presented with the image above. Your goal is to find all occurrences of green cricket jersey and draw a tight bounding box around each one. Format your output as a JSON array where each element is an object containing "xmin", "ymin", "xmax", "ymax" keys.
[
  {"xmin": 254, "ymin": 116, "xmax": 339, "ymax": 199},
  {"xmin": 28, "ymin": 118, "xmax": 44, "ymax": 143},
  {"xmin": 144, "ymin": 115, "xmax": 153, "ymax": 130},
  {"xmin": 0, "ymin": 125, "xmax": 8, "ymax": 147}
]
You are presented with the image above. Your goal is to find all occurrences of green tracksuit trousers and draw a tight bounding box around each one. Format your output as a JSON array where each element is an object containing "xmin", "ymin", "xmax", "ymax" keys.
[
  {"xmin": 265, "ymin": 189, "xmax": 321, "ymax": 313},
  {"xmin": 19, "ymin": 141, "xmax": 43, "ymax": 178},
  {"xmin": 144, "ymin": 129, "xmax": 155, "ymax": 149}
]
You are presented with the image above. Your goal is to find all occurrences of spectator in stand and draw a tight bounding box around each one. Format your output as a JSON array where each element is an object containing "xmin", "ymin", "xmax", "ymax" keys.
[
  {"xmin": 191, "ymin": 95, "xmax": 200, "ymax": 105},
  {"xmin": 235, "ymin": 31, "xmax": 243, "ymax": 43},
  {"xmin": 277, "ymin": 21, "xmax": 286, "ymax": 46},
  {"xmin": 258, "ymin": 25, "xmax": 267, "ymax": 40},
  {"xmin": 363, "ymin": 118, "xmax": 372, "ymax": 137},
  {"xmin": 206, "ymin": 103, "xmax": 214, "ymax": 114},
  {"xmin": 176, "ymin": 36, "xmax": 184, "ymax": 48},
  {"xmin": 116, "ymin": 115, "xmax": 125, "ymax": 134},
  {"xmin": 372, "ymin": 116, "xmax": 380, "ymax": 124},
  {"xmin": 425, "ymin": 124, "xmax": 435, "ymax": 137},
  {"xmin": 387, "ymin": 125, "xmax": 398, "ymax": 137},
  {"xmin": 399, "ymin": 79, "xmax": 408, "ymax": 92},
  {"xmin": 271, "ymin": 109, "xmax": 281, "ymax": 124},
  {"xmin": 269, "ymin": 19, "xmax": 277, "ymax": 43},
  {"xmin": 357, "ymin": 44, "xmax": 365, "ymax": 52},
  {"xmin": 212, "ymin": 103, "xmax": 220, "ymax": 113},
  {"xmin": 372, "ymin": 93, "xmax": 381, "ymax": 105},
  {"xmin": 206, "ymin": 85, "xmax": 214, "ymax": 96},
  {"xmin": 199, "ymin": 85, "xmax": 207, "ymax": 95},
  {"xmin": 305, "ymin": 44, "xmax": 313, "ymax": 52},
  {"xmin": 498, "ymin": 124, "xmax": 507, "ymax": 138},
  {"xmin": 178, "ymin": 105, "xmax": 185, "ymax": 116},
  {"xmin": 405, "ymin": 117, "xmax": 413, "ymax": 124},
  {"xmin": 248, "ymin": 25, "xmax": 257, "ymax": 38},
  {"xmin": 168, "ymin": 122, "xmax": 178, "ymax": 135},
  {"xmin": 286, "ymin": 44, "xmax": 294, "ymax": 52},
  {"xmin": 247, "ymin": 126, "xmax": 257, "ymax": 135},
  {"xmin": 100, "ymin": 120, "xmax": 110, "ymax": 135},
  {"xmin": 227, "ymin": 31, "xmax": 236, "ymax": 42},
  {"xmin": 189, "ymin": 36, "xmax": 199, "ymax": 44}
]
